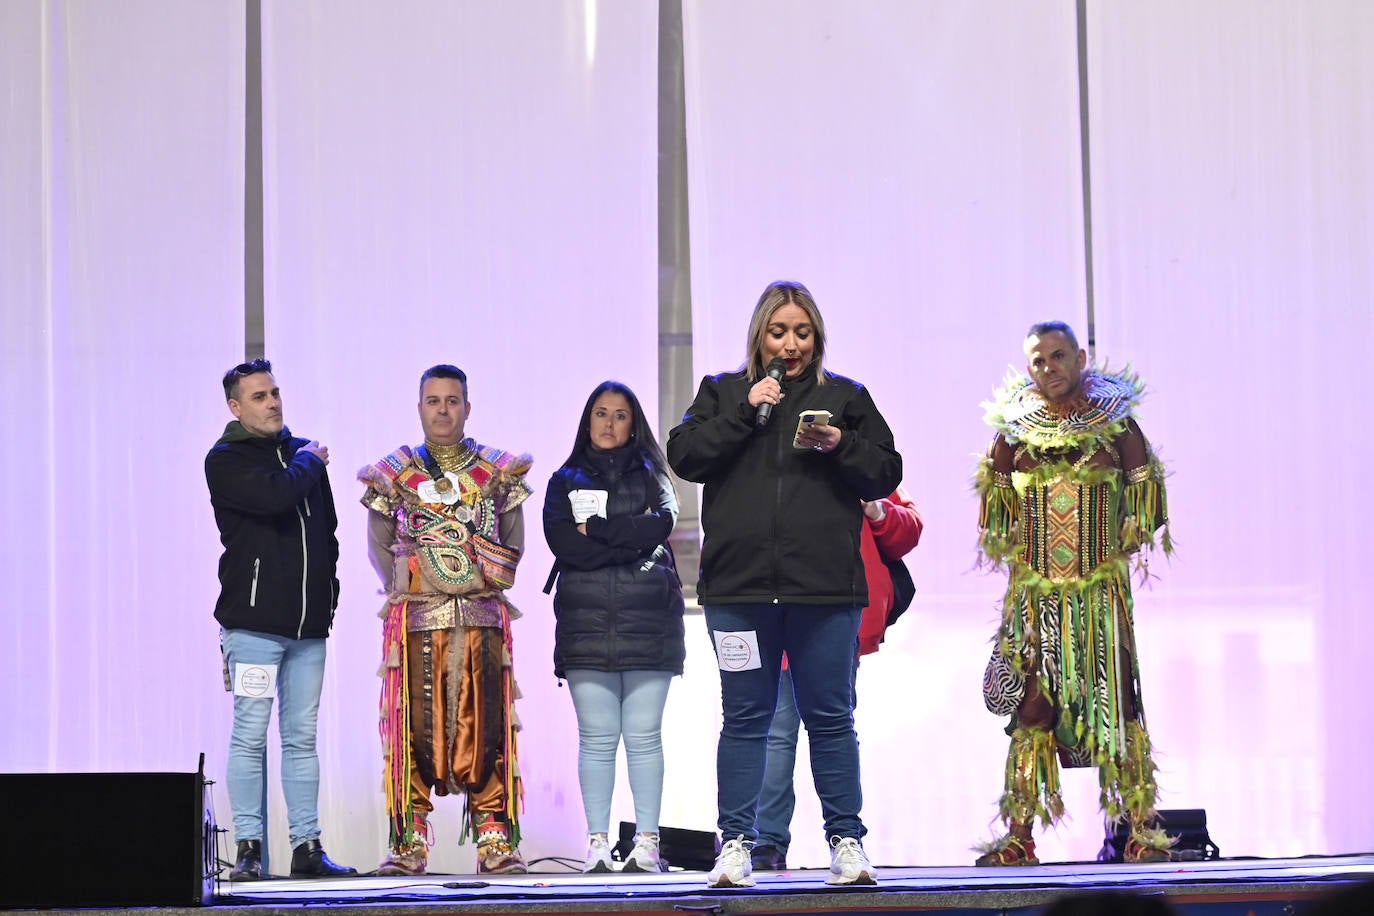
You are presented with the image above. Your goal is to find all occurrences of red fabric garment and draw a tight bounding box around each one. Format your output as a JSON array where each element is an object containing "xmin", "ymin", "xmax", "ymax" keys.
[
  {"xmin": 856, "ymin": 487, "xmax": 923, "ymax": 655},
  {"xmin": 780, "ymin": 486, "xmax": 922, "ymax": 670}
]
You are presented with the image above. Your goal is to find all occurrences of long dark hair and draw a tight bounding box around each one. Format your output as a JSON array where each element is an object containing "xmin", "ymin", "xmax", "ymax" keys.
[{"xmin": 561, "ymin": 380, "xmax": 668, "ymax": 477}]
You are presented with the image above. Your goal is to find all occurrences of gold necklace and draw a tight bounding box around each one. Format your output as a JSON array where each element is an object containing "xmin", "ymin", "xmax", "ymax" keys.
[{"xmin": 425, "ymin": 438, "xmax": 474, "ymax": 473}]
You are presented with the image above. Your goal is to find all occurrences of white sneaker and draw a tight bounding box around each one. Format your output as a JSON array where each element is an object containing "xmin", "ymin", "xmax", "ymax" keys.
[
  {"xmin": 826, "ymin": 836, "xmax": 877, "ymax": 885},
  {"xmin": 582, "ymin": 833, "xmax": 613, "ymax": 874},
  {"xmin": 706, "ymin": 836, "xmax": 755, "ymax": 888},
  {"xmin": 622, "ymin": 832, "xmax": 663, "ymax": 873}
]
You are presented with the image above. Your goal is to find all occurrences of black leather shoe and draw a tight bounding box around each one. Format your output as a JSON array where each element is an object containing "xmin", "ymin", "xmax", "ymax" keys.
[
  {"xmin": 230, "ymin": 839, "xmax": 263, "ymax": 880},
  {"xmin": 290, "ymin": 839, "xmax": 358, "ymax": 878}
]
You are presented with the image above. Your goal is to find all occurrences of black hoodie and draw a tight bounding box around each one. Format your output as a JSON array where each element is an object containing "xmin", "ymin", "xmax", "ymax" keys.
[{"xmin": 205, "ymin": 421, "xmax": 340, "ymax": 639}]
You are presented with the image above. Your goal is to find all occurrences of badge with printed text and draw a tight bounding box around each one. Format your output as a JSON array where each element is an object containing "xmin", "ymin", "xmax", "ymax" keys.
[
  {"xmin": 233, "ymin": 662, "xmax": 278, "ymax": 698},
  {"xmin": 568, "ymin": 489, "xmax": 609, "ymax": 523},
  {"xmin": 713, "ymin": 630, "xmax": 761, "ymax": 672}
]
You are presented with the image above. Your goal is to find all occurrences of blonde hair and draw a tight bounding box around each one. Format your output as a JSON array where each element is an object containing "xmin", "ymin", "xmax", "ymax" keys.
[{"xmin": 743, "ymin": 280, "xmax": 828, "ymax": 384}]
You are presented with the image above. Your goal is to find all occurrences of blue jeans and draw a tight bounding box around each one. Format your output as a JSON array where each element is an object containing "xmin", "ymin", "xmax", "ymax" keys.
[
  {"xmin": 705, "ymin": 603, "xmax": 865, "ymax": 844},
  {"xmin": 756, "ymin": 659, "xmax": 861, "ymax": 853},
  {"xmin": 222, "ymin": 628, "xmax": 327, "ymax": 847},
  {"xmin": 565, "ymin": 669, "xmax": 674, "ymax": 834}
]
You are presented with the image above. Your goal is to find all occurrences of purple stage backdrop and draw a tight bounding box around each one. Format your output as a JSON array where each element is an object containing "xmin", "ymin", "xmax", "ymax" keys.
[{"xmin": 2, "ymin": 0, "xmax": 1371, "ymax": 877}]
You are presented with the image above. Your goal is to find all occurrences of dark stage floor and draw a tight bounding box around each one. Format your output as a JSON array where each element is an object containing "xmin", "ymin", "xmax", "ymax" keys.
[{"xmin": 14, "ymin": 854, "xmax": 1366, "ymax": 916}]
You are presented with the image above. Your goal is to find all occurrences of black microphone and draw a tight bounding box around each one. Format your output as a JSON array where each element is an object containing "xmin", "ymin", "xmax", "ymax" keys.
[{"xmin": 756, "ymin": 357, "xmax": 788, "ymax": 428}]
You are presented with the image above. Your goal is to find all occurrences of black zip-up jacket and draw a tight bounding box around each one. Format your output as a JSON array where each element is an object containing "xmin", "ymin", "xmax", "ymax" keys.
[
  {"xmin": 206, "ymin": 421, "xmax": 340, "ymax": 639},
  {"xmin": 667, "ymin": 368, "xmax": 901, "ymax": 606},
  {"xmin": 543, "ymin": 445, "xmax": 686, "ymax": 678}
]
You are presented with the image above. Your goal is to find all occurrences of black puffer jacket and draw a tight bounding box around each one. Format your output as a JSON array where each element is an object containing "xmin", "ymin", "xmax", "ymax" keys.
[
  {"xmin": 205, "ymin": 422, "xmax": 340, "ymax": 640},
  {"xmin": 667, "ymin": 368, "xmax": 901, "ymax": 606},
  {"xmin": 543, "ymin": 445, "xmax": 686, "ymax": 678}
]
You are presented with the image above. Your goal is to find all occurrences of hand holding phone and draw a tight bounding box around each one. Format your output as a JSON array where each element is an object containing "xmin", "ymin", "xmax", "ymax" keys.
[{"xmin": 793, "ymin": 409, "xmax": 833, "ymax": 449}]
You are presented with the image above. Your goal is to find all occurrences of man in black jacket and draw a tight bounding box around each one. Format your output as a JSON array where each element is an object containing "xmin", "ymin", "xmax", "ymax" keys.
[{"xmin": 205, "ymin": 358, "xmax": 355, "ymax": 881}]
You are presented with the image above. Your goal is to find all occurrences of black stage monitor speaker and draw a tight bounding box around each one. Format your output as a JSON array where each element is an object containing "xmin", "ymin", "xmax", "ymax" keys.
[
  {"xmin": 1098, "ymin": 807, "xmax": 1219, "ymax": 863},
  {"xmin": 0, "ymin": 758, "xmax": 214, "ymax": 907},
  {"xmin": 615, "ymin": 821, "xmax": 721, "ymax": 872}
]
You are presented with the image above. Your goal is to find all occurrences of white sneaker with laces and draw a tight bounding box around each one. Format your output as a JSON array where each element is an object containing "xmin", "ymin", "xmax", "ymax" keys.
[
  {"xmin": 826, "ymin": 836, "xmax": 877, "ymax": 885},
  {"xmin": 622, "ymin": 832, "xmax": 663, "ymax": 873},
  {"xmin": 706, "ymin": 836, "xmax": 755, "ymax": 887},
  {"xmin": 582, "ymin": 833, "xmax": 613, "ymax": 873}
]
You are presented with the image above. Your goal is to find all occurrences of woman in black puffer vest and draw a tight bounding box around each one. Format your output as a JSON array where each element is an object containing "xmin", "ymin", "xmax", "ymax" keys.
[{"xmin": 543, "ymin": 381, "xmax": 685, "ymax": 874}]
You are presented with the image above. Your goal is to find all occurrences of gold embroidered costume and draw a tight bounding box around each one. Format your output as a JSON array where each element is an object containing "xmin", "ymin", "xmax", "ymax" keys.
[{"xmin": 360, "ymin": 437, "xmax": 532, "ymax": 873}]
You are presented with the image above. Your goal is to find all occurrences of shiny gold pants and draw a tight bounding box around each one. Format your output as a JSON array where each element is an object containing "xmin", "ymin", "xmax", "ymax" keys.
[{"xmin": 406, "ymin": 626, "xmax": 509, "ymax": 820}]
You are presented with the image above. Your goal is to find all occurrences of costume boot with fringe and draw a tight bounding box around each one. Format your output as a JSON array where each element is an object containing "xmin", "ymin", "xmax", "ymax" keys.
[
  {"xmin": 378, "ymin": 813, "xmax": 431, "ymax": 876},
  {"xmin": 474, "ymin": 813, "xmax": 526, "ymax": 874},
  {"xmin": 1111, "ymin": 721, "xmax": 1173, "ymax": 863},
  {"xmin": 975, "ymin": 726, "xmax": 1062, "ymax": 866}
]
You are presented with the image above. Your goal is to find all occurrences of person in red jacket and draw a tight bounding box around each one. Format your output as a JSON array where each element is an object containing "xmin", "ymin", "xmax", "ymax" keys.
[{"xmin": 751, "ymin": 487, "xmax": 922, "ymax": 871}]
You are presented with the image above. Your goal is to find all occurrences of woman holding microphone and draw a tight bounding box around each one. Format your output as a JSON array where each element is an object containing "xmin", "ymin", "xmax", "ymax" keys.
[{"xmin": 667, "ymin": 280, "xmax": 901, "ymax": 888}]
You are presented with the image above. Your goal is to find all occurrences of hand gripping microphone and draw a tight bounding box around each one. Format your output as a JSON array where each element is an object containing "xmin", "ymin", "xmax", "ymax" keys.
[{"xmin": 755, "ymin": 357, "xmax": 788, "ymax": 428}]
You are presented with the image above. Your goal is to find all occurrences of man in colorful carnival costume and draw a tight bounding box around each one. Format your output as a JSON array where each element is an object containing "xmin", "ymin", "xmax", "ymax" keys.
[
  {"xmin": 360, "ymin": 364, "xmax": 534, "ymax": 875},
  {"xmin": 974, "ymin": 321, "xmax": 1174, "ymax": 866}
]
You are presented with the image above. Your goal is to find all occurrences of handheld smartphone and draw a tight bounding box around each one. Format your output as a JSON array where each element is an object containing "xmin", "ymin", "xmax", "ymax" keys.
[{"xmin": 793, "ymin": 409, "xmax": 833, "ymax": 448}]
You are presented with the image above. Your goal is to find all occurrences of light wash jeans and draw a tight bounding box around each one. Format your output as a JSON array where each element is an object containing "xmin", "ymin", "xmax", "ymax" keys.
[
  {"xmin": 222, "ymin": 628, "xmax": 327, "ymax": 847},
  {"xmin": 705, "ymin": 603, "xmax": 864, "ymax": 844},
  {"xmin": 565, "ymin": 669, "xmax": 674, "ymax": 834},
  {"xmin": 756, "ymin": 667, "xmax": 802, "ymax": 853}
]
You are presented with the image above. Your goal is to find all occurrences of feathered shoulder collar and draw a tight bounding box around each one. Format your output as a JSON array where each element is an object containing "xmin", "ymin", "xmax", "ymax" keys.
[{"xmin": 984, "ymin": 366, "xmax": 1145, "ymax": 451}]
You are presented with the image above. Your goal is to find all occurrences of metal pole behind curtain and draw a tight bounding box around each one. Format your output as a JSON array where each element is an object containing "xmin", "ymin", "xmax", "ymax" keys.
[
  {"xmin": 245, "ymin": 0, "xmax": 269, "ymax": 866},
  {"xmin": 245, "ymin": 0, "xmax": 265, "ymax": 360},
  {"xmin": 657, "ymin": 0, "xmax": 700, "ymax": 598},
  {"xmin": 1075, "ymin": 0, "xmax": 1097, "ymax": 357}
]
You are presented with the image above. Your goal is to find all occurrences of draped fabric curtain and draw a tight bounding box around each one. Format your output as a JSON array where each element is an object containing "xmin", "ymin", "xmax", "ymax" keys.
[
  {"xmin": 0, "ymin": 0, "xmax": 244, "ymax": 776},
  {"xmin": 1086, "ymin": 1, "xmax": 1374, "ymax": 856},
  {"xmin": 258, "ymin": 1, "xmax": 661, "ymax": 873},
  {"xmin": 2, "ymin": 0, "xmax": 1370, "ymax": 874},
  {"xmin": 680, "ymin": 0, "xmax": 1092, "ymax": 866}
]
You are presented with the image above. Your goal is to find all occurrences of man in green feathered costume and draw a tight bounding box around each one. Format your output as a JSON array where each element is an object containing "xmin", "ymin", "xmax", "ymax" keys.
[{"xmin": 973, "ymin": 321, "xmax": 1174, "ymax": 866}]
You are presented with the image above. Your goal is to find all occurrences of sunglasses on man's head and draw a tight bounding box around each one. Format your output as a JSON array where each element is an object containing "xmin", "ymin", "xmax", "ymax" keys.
[{"xmin": 232, "ymin": 358, "xmax": 272, "ymax": 375}]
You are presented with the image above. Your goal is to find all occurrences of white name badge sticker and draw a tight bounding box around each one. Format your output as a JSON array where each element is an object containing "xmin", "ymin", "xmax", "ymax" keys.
[
  {"xmin": 418, "ymin": 472, "xmax": 462, "ymax": 505},
  {"xmin": 568, "ymin": 489, "xmax": 609, "ymax": 523},
  {"xmin": 713, "ymin": 630, "xmax": 761, "ymax": 672},
  {"xmin": 234, "ymin": 662, "xmax": 278, "ymax": 698}
]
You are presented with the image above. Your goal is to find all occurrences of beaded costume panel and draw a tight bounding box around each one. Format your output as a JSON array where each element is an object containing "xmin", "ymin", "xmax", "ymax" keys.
[{"xmin": 360, "ymin": 438, "xmax": 532, "ymax": 630}]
